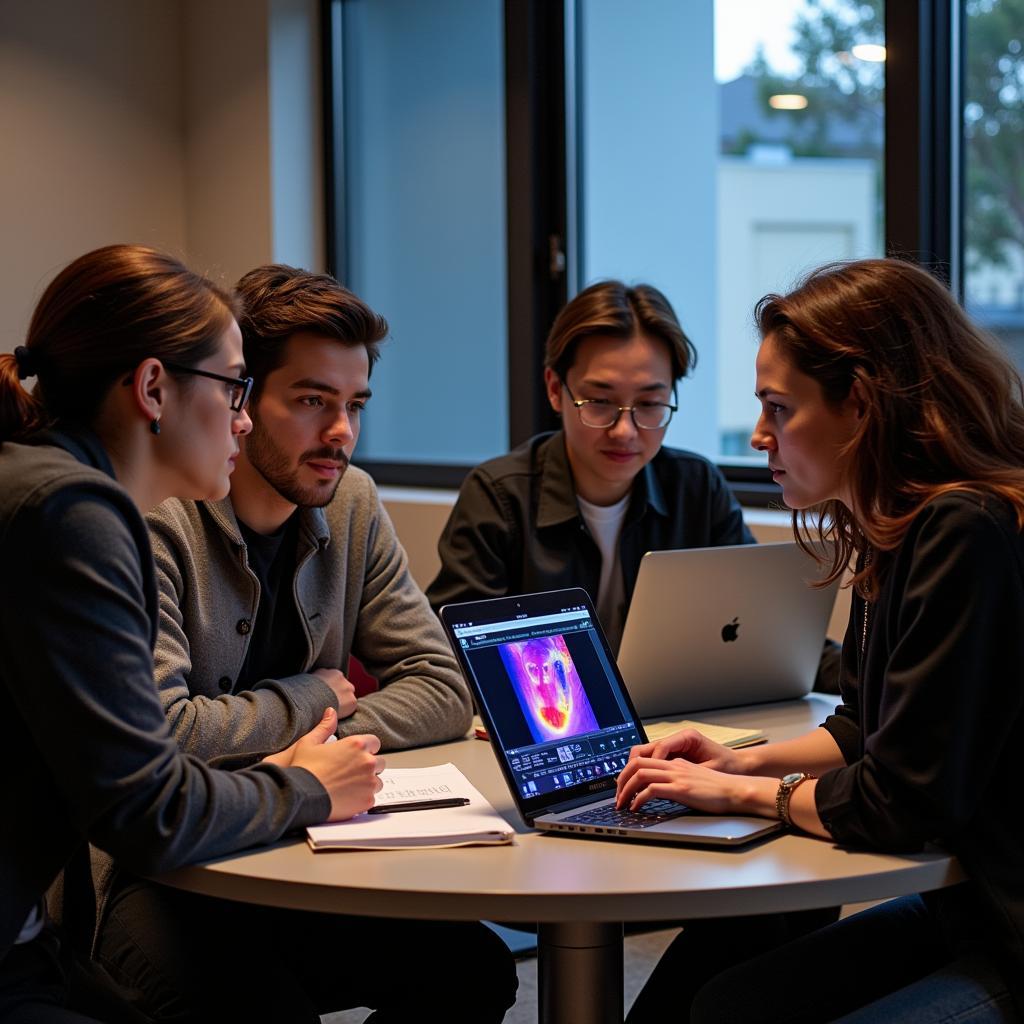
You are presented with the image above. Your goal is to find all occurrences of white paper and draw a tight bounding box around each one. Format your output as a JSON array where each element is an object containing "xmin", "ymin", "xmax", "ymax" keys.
[{"xmin": 306, "ymin": 763, "xmax": 515, "ymax": 850}]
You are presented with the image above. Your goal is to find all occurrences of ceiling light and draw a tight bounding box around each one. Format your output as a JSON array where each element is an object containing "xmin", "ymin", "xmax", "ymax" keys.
[
  {"xmin": 769, "ymin": 94, "xmax": 809, "ymax": 110},
  {"xmin": 851, "ymin": 43, "xmax": 886, "ymax": 62}
]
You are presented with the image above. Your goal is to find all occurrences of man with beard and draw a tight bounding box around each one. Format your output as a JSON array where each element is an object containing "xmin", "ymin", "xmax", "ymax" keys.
[{"xmin": 91, "ymin": 266, "xmax": 515, "ymax": 1023}]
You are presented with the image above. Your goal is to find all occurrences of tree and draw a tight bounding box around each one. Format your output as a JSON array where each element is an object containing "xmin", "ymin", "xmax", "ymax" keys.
[
  {"xmin": 740, "ymin": 0, "xmax": 1024, "ymax": 273},
  {"xmin": 746, "ymin": 0, "xmax": 883, "ymax": 158},
  {"xmin": 963, "ymin": 0, "xmax": 1024, "ymax": 271}
]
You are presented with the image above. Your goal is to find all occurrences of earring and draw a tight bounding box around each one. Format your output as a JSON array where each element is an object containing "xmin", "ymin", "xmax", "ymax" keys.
[{"xmin": 150, "ymin": 418, "xmax": 161, "ymax": 436}]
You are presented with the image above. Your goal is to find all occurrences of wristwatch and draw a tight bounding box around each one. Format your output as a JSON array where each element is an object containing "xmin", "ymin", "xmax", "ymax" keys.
[{"xmin": 775, "ymin": 771, "xmax": 815, "ymax": 827}]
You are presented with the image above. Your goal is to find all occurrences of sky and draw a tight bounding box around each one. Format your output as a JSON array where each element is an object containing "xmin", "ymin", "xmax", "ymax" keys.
[{"xmin": 714, "ymin": 0, "xmax": 813, "ymax": 82}]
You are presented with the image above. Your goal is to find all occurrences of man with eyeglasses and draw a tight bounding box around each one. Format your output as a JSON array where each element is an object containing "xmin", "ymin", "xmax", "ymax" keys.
[
  {"xmin": 92, "ymin": 266, "xmax": 516, "ymax": 1024},
  {"xmin": 427, "ymin": 279, "xmax": 839, "ymax": 689}
]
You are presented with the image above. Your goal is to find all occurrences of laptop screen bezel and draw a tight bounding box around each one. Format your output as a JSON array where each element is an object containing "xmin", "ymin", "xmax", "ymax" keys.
[{"xmin": 440, "ymin": 587, "xmax": 649, "ymax": 822}]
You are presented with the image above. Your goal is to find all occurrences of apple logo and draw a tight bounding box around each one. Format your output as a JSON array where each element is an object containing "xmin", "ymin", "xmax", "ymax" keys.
[{"xmin": 721, "ymin": 617, "xmax": 740, "ymax": 643}]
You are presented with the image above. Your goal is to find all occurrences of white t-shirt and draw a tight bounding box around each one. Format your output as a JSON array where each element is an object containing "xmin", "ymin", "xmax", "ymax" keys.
[
  {"xmin": 577, "ymin": 492, "xmax": 630, "ymax": 651},
  {"xmin": 16, "ymin": 901, "xmax": 44, "ymax": 945}
]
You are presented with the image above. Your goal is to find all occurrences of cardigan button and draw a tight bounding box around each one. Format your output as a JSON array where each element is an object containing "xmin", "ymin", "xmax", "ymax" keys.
[
  {"xmin": 218, "ymin": 676, "xmax": 232, "ymax": 692},
  {"xmin": 236, "ymin": 618, "xmax": 251, "ymax": 635}
]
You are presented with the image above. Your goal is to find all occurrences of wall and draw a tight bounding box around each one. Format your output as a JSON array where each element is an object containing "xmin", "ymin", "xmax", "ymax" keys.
[
  {"xmin": 0, "ymin": 0, "xmax": 187, "ymax": 350},
  {"xmin": 181, "ymin": 0, "xmax": 274, "ymax": 287},
  {"xmin": 0, "ymin": 0, "xmax": 323, "ymax": 352},
  {"xmin": 716, "ymin": 157, "xmax": 879, "ymax": 437}
]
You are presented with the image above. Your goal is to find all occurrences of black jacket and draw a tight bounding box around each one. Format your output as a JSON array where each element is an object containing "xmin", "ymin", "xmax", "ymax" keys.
[
  {"xmin": 426, "ymin": 432, "xmax": 754, "ymax": 628},
  {"xmin": 426, "ymin": 432, "xmax": 841, "ymax": 689},
  {"xmin": 816, "ymin": 492, "xmax": 1024, "ymax": 1010},
  {"xmin": 0, "ymin": 430, "xmax": 329, "ymax": 958}
]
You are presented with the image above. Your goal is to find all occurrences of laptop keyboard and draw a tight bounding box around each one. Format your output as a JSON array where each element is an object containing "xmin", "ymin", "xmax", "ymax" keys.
[{"xmin": 563, "ymin": 798, "xmax": 690, "ymax": 829}]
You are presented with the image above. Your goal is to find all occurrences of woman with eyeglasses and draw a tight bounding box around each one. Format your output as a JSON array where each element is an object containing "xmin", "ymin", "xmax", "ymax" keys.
[
  {"xmin": 617, "ymin": 258, "xmax": 1024, "ymax": 1022},
  {"xmin": 0, "ymin": 244, "xmax": 384, "ymax": 1021}
]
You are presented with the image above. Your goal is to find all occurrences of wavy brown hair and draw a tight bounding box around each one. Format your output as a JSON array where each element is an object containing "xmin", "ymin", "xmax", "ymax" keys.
[
  {"xmin": 0, "ymin": 244, "xmax": 237, "ymax": 443},
  {"xmin": 545, "ymin": 280, "xmax": 697, "ymax": 382},
  {"xmin": 756, "ymin": 258, "xmax": 1024, "ymax": 598}
]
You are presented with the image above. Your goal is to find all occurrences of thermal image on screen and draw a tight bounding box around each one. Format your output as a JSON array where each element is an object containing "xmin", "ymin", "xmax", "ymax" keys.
[{"xmin": 498, "ymin": 634, "xmax": 599, "ymax": 742}]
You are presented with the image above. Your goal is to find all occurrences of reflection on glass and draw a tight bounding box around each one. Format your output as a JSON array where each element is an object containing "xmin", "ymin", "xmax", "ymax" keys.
[
  {"xmin": 963, "ymin": 0, "xmax": 1024, "ymax": 375},
  {"xmin": 715, "ymin": 0, "xmax": 884, "ymax": 457},
  {"xmin": 578, "ymin": 0, "xmax": 884, "ymax": 461}
]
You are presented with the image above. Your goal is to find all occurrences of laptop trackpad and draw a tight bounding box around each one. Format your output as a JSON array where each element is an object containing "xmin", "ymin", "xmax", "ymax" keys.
[{"xmin": 657, "ymin": 815, "xmax": 781, "ymax": 841}]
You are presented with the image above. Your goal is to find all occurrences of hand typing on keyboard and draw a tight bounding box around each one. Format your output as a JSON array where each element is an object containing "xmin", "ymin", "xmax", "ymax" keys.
[{"xmin": 564, "ymin": 799, "xmax": 690, "ymax": 829}]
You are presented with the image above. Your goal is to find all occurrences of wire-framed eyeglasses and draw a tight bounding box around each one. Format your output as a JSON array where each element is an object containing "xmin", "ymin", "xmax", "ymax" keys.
[
  {"xmin": 562, "ymin": 380, "xmax": 677, "ymax": 430},
  {"xmin": 163, "ymin": 361, "xmax": 254, "ymax": 412}
]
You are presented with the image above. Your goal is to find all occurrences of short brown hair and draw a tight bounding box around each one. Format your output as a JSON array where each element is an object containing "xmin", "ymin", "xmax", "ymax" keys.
[
  {"xmin": 234, "ymin": 265, "xmax": 388, "ymax": 395},
  {"xmin": 544, "ymin": 280, "xmax": 697, "ymax": 382},
  {"xmin": 757, "ymin": 257, "xmax": 1024, "ymax": 597},
  {"xmin": 0, "ymin": 244, "xmax": 237, "ymax": 442}
]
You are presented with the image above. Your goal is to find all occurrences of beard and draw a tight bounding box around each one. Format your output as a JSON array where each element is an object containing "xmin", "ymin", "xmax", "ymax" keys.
[{"xmin": 244, "ymin": 413, "xmax": 349, "ymax": 509}]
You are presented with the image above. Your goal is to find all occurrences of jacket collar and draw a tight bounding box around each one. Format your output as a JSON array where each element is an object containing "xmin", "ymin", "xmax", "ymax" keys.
[
  {"xmin": 29, "ymin": 424, "xmax": 116, "ymax": 479},
  {"xmin": 203, "ymin": 496, "xmax": 331, "ymax": 550},
  {"xmin": 536, "ymin": 433, "xmax": 581, "ymax": 528},
  {"xmin": 535, "ymin": 430, "xmax": 669, "ymax": 527}
]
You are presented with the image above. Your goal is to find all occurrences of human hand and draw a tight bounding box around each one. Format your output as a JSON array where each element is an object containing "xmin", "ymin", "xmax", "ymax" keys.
[
  {"xmin": 626, "ymin": 728, "xmax": 742, "ymax": 774},
  {"xmin": 614, "ymin": 754, "xmax": 755, "ymax": 815},
  {"xmin": 313, "ymin": 667, "xmax": 358, "ymax": 719},
  {"xmin": 260, "ymin": 709, "xmax": 339, "ymax": 769},
  {"xmin": 286, "ymin": 708, "xmax": 384, "ymax": 820}
]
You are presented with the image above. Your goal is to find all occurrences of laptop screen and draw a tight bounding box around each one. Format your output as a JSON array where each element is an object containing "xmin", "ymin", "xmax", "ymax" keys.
[{"xmin": 443, "ymin": 589, "xmax": 646, "ymax": 814}]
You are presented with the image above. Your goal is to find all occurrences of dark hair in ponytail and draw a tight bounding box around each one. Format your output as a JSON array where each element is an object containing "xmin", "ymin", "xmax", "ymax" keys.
[{"xmin": 0, "ymin": 244, "xmax": 238, "ymax": 443}]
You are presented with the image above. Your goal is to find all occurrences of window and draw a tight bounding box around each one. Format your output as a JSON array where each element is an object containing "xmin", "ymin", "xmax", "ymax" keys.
[
  {"xmin": 962, "ymin": 0, "xmax": 1024, "ymax": 373},
  {"xmin": 325, "ymin": 1, "xmax": 956, "ymax": 502},
  {"xmin": 329, "ymin": 0, "xmax": 508, "ymax": 467},
  {"xmin": 575, "ymin": 0, "xmax": 884, "ymax": 462}
]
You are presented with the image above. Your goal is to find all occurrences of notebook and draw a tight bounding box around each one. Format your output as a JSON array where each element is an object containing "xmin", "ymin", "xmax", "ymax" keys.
[
  {"xmin": 306, "ymin": 763, "xmax": 514, "ymax": 850},
  {"xmin": 643, "ymin": 719, "xmax": 765, "ymax": 748},
  {"xmin": 618, "ymin": 542, "xmax": 839, "ymax": 718},
  {"xmin": 440, "ymin": 589, "xmax": 782, "ymax": 847}
]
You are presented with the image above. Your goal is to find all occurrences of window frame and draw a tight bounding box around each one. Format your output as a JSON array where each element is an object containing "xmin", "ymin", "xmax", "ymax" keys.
[{"xmin": 321, "ymin": 0, "xmax": 959, "ymax": 505}]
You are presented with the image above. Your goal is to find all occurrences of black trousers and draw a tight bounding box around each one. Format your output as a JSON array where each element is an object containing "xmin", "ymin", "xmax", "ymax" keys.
[
  {"xmin": 626, "ymin": 907, "xmax": 840, "ymax": 1023},
  {"xmin": 0, "ymin": 927, "xmax": 101, "ymax": 1024},
  {"xmin": 95, "ymin": 878, "xmax": 518, "ymax": 1024}
]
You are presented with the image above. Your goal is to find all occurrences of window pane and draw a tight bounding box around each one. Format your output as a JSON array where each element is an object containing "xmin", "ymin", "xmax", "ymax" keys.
[
  {"xmin": 341, "ymin": 0, "xmax": 508, "ymax": 465},
  {"xmin": 576, "ymin": 0, "xmax": 884, "ymax": 461},
  {"xmin": 962, "ymin": 0, "xmax": 1024, "ymax": 374}
]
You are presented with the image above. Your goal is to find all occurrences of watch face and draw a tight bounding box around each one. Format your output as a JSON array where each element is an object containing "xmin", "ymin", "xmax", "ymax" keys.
[{"xmin": 781, "ymin": 772, "xmax": 804, "ymax": 786}]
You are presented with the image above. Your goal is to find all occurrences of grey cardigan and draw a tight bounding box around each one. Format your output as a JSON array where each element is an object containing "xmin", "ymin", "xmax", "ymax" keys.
[{"xmin": 146, "ymin": 466, "xmax": 472, "ymax": 758}]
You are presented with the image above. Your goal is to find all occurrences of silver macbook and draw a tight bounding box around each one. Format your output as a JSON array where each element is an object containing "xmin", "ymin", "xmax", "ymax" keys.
[
  {"xmin": 618, "ymin": 542, "xmax": 838, "ymax": 718},
  {"xmin": 440, "ymin": 588, "xmax": 781, "ymax": 848}
]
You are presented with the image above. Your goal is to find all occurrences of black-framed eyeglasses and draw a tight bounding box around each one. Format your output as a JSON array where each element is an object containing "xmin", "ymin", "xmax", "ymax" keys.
[
  {"xmin": 562, "ymin": 380, "xmax": 677, "ymax": 430},
  {"xmin": 163, "ymin": 361, "xmax": 254, "ymax": 412}
]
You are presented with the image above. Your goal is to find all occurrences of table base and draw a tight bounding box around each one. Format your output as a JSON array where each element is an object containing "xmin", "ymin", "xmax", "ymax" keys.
[{"xmin": 538, "ymin": 921, "xmax": 624, "ymax": 1024}]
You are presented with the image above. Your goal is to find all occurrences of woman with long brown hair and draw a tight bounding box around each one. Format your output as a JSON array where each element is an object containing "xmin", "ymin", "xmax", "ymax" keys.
[
  {"xmin": 617, "ymin": 258, "xmax": 1024, "ymax": 1021},
  {"xmin": 0, "ymin": 245, "xmax": 384, "ymax": 1022}
]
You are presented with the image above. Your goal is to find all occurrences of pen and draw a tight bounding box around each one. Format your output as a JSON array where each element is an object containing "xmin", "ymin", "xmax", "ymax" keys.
[{"xmin": 367, "ymin": 797, "xmax": 470, "ymax": 814}]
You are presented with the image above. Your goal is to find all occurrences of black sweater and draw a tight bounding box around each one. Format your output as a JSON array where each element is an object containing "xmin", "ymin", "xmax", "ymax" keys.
[
  {"xmin": 816, "ymin": 492, "xmax": 1024, "ymax": 1009},
  {"xmin": 0, "ymin": 430, "xmax": 329, "ymax": 957}
]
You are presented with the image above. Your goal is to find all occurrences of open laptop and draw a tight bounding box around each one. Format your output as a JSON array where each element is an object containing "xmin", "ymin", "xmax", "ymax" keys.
[
  {"xmin": 440, "ymin": 588, "xmax": 781, "ymax": 847},
  {"xmin": 618, "ymin": 542, "xmax": 839, "ymax": 718}
]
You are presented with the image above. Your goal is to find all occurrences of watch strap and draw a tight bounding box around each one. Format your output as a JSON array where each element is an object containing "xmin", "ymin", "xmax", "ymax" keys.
[{"xmin": 775, "ymin": 772, "xmax": 815, "ymax": 827}]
